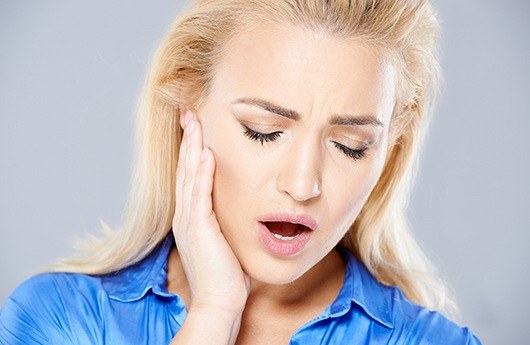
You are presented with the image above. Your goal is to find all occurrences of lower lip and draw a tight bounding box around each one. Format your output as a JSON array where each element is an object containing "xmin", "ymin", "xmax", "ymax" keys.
[{"xmin": 257, "ymin": 222, "xmax": 312, "ymax": 256}]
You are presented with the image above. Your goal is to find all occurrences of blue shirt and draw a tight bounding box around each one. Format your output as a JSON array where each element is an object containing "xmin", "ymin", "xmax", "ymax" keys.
[{"xmin": 0, "ymin": 235, "xmax": 481, "ymax": 344}]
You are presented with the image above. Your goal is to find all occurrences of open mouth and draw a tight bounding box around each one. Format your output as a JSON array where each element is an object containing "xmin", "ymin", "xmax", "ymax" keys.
[
  {"xmin": 256, "ymin": 214, "xmax": 316, "ymax": 256},
  {"xmin": 261, "ymin": 221, "xmax": 312, "ymax": 241}
]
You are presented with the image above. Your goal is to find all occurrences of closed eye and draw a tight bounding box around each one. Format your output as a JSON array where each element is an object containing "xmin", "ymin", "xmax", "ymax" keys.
[
  {"xmin": 242, "ymin": 124, "xmax": 367, "ymax": 161},
  {"xmin": 331, "ymin": 141, "xmax": 367, "ymax": 160},
  {"xmin": 242, "ymin": 125, "xmax": 282, "ymax": 145}
]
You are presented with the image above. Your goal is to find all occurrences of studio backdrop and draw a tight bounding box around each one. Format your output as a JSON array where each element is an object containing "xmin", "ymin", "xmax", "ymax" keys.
[{"xmin": 1, "ymin": 1, "xmax": 528, "ymax": 344}]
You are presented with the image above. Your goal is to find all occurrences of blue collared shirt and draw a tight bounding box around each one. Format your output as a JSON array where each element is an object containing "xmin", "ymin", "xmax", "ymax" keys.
[{"xmin": 0, "ymin": 235, "xmax": 481, "ymax": 344}]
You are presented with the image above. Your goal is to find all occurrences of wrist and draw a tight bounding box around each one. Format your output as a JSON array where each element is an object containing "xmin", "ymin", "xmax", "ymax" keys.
[
  {"xmin": 170, "ymin": 303, "xmax": 244, "ymax": 345},
  {"xmin": 190, "ymin": 300, "xmax": 246, "ymax": 320}
]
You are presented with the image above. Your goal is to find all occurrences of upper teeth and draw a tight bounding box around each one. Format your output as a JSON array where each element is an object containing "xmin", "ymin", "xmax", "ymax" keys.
[{"xmin": 272, "ymin": 232, "xmax": 300, "ymax": 241}]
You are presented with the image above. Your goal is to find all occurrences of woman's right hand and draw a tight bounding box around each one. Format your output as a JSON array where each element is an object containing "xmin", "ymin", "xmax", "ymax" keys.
[{"xmin": 171, "ymin": 110, "xmax": 250, "ymax": 340}]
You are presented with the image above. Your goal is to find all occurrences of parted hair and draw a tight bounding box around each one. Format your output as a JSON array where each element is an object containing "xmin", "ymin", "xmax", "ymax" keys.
[{"xmin": 51, "ymin": 0, "xmax": 457, "ymax": 318}]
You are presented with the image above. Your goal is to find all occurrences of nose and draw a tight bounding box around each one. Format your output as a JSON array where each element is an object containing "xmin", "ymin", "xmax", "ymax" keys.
[{"xmin": 275, "ymin": 138, "xmax": 322, "ymax": 202}]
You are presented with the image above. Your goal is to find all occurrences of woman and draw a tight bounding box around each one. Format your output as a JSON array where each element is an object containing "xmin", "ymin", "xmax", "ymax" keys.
[{"xmin": 0, "ymin": 0, "xmax": 482, "ymax": 344}]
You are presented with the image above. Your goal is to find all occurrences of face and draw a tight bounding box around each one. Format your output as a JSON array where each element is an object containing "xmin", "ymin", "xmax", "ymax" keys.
[{"xmin": 195, "ymin": 24, "xmax": 396, "ymax": 285}]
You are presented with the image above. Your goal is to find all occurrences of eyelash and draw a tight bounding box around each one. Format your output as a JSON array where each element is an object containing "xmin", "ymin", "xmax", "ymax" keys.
[
  {"xmin": 331, "ymin": 141, "xmax": 367, "ymax": 160},
  {"xmin": 243, "ymin": 126, "xmax": 282, "ymax": 145},
  {"xmin": 242, "ymin": 125, "xmax": 368, "ymax": 161}
]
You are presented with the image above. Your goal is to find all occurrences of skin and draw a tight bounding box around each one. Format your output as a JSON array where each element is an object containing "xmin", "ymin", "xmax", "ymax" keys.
[{"xmin": 169, "ymin": 24, "xmax": 396, "ymax": 344}]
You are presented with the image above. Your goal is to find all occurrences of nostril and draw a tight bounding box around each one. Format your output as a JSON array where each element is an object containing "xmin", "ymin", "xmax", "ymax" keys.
[
  {"xmin": 277, "ymin": 178, "xmax": 321, "ymax": 202},
  {"xmin": 310, "ymin": 181, "xmax": 321, "ymax": 197}
]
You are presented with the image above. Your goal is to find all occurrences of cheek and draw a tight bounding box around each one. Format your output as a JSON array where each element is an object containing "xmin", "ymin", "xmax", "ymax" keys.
[
  {"xmin": 199, "ymin": 109, "xmax": 270, "ymax": 221},
  {"xmin": 327, "ymin": 149, "xmax": 388, "ymax": 228},
  {"xmin": 209, "ymin": 136, "xmax": 265, "ymax": 226},
  {"xmin": 327, "ymin": 170, "xmax": 374, "ymax": 219}
]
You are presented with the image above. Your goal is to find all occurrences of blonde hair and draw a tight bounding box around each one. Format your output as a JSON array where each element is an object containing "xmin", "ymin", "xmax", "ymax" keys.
[{"xmin": 51, "ymin": 0, "xmax": 457, "ymax": 318}]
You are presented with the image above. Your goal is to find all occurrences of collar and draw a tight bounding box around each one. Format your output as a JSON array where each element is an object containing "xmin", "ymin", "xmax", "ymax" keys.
[
  {"xmin": 100, "ymin": 235, "xmax": 394, "ymax": 329},
  {"xmin": 101, "ymin": 234, "xmax": 175, "ymax": 302},
  {"xmin": 325, "ymin": 246, "xmax": 394, "ymax": 329}
]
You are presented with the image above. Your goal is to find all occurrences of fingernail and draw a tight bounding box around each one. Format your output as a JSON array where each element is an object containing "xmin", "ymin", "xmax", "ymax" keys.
[{"xmin": 200, "ymin": 147, "xmax": 209, "ymax": 162}]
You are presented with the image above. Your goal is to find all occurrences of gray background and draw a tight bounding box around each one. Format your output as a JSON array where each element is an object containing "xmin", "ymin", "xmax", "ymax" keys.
[{"xmin": 1, "ymin": 1, "xmax": 528, "ymax": 343}]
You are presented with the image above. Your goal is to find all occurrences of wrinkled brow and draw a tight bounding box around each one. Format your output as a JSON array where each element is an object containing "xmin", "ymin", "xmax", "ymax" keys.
[{"xmin": 232, "ymin": 97, "xmax": 384, "ymax": 128}]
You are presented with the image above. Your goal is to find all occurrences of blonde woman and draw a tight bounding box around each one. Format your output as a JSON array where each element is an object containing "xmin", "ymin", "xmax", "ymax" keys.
[{"xmin": 0, "ymin": 0, "xmax": 482, "ymax": 344}]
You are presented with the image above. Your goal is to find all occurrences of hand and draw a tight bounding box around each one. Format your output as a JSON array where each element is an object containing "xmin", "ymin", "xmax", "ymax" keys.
[{"xmin": 172, "ymin": 110, "xmax": 251, "ymax": 315}]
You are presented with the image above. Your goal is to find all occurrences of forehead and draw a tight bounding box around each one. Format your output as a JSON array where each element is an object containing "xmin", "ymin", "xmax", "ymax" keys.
[{"xmin": 211, "ymin": 24, "xmax": 396, "ymax": 120}]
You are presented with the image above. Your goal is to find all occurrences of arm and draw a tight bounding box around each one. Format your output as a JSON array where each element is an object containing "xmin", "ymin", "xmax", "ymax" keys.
[
  {"xmin": 0, "ymin": 298, "xmax": 49, "ymax": 345},
  {"xmin": 170, "ymin": 111, "xmax": 250, "ymax": 344},
  {"xmin": 0, "ymin": 275, "xmax": 59, "ymax": 345}
]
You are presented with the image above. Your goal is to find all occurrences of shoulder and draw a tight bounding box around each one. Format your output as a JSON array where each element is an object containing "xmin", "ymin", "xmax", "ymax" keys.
[
  {"xmin": 5, "ymin": 271, "xmax": 105, "ymax": 312},
  {"xmin": 386, "ymin": 286, "xmax": 482, "ymax": 345},
  {"xmin": 0, "ymin": 235, "xmax": 179, "ymax": 344},
  {"xmin": 0, "ymin": 272, "xmax": 106, "ymax": 344},
  {"xmin": 336, "ymin": 249, "xmax": 482, "ymax": 344}
]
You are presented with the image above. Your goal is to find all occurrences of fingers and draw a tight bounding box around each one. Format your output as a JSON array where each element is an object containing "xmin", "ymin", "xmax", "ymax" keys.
[
  {"xmin": 174, "ymin": 110, "xmax": 215, "ymax": 235},
  {"xmin": 192, "ymin": 147, "xmax": 215, "ymax": 220},
  {"xmin": 175, "ymin": 112, "xmax": 190, "ymax": 230},
  {"xmin": 180, "ymin": 113, "xmax": 200, "ymax": 230},
  {"xmin": 175, "ymin": 111, "xmax": 192, "ymax": 233}
]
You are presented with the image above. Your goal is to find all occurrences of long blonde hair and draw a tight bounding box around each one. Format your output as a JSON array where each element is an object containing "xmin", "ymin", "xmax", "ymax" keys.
[{"xmin": 52, "ymin": 0, "xmax": 456, "ymax": 318}]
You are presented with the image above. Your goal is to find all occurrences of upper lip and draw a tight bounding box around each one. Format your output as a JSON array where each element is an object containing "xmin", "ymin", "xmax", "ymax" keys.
[{"xmin": 257, "ymin": 213, "xmax": 318, "ymax": 231}]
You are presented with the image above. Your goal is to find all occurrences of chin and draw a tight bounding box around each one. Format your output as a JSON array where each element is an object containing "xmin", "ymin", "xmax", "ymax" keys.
[
  {"xmin": 237, "ymin": 249, "xmax": 314, "ymax": 285},
  {"xmin": 250, "ymin": 269, "xmax": 300, "ymax": 285}
]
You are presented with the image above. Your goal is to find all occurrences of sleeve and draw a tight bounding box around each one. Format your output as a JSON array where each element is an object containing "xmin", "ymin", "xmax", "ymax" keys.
[
  {"xmin": 0, "ymin": 274, "xmax": 72, "ymax": 345},
  {"xmin": 0, "ymin": 297, "xmax": 49, "ymax": 344},
  {"xmin": 401, "ymin": 308, "xmax": 484, "ymax": 345},
  {"xmin": 389, "ymin": 288, "xmax": 483, "ymax": 345},
  {"xmin": 466, "ymin": 329, "xmax": 483, "ymax": 345}
]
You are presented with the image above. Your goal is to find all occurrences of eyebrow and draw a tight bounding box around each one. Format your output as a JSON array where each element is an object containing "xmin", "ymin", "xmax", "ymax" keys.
[{"xmin": 232, "ymin": 97, "xmax": 384, "ymax": 128}]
